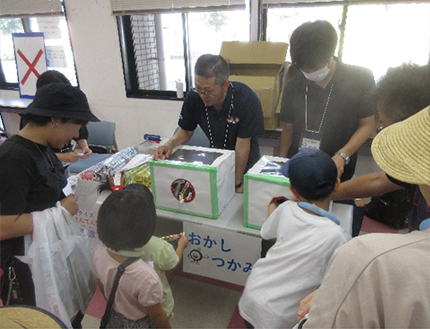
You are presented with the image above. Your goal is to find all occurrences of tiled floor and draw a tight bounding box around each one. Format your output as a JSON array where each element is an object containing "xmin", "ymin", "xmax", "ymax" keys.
[
  {"xmin": 82, "ymin": 144, "xmax": 409, "ymax": 329},
  {"xmin": 82, "ymin": 269, "xmax": 245, "ymax": 329}
]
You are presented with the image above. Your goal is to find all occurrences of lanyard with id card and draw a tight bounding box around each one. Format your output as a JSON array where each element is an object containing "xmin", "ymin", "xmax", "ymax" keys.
[{"xmin": 299, "ymin": 84, "xmax": 334, "ymax": 150}]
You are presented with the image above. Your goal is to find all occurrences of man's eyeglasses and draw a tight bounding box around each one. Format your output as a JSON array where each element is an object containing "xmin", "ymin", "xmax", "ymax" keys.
[{"xmin": 192, "ymin": 88, "xmax": 216, "ymax": 98}]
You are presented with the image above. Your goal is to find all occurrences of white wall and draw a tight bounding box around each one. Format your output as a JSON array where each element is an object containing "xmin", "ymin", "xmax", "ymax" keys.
[
  {"xmin": 66, "ymin": 0, "xmax": 182, "ymax": 148},
  {"xmin": 0, "ymin": 0, "xmax": 182, "ymax": 149}
]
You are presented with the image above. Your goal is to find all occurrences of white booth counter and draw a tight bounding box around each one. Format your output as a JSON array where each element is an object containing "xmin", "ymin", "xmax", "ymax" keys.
[{"xmin": 71, "ymin": 144, "xmax": 353, "ymax": 286}]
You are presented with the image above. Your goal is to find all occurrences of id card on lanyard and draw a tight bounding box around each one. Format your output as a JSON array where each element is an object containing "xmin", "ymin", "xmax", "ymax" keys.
[
  {"xmin": 299, "ymin": 84, "xmax": 334, "ymax": 150},
  {"xmin": 300, "ymin": 130, "xmax": 323, "ymax": 149}
]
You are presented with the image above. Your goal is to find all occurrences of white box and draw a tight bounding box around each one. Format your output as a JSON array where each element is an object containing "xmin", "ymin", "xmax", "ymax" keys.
[
  {"xmin": 244, "ymin": 156, "xmax": 294, "ymax": 229},
  {"xmin": 150, "ymin": 146, "xmax": 235, "ymax": 219},
  {"xmin": 244, "ymin": 156, "xmax": 353, "ymax": 234}
]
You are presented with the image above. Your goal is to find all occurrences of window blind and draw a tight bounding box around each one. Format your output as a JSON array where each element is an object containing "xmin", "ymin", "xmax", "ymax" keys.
[
  {"xmin": 262, "ymin": 0, "xmax": 345, "ymax": 5},
  {"xmin": 110, "ymin": 0, "xmax": 246, "ymax": 15},
  {"xmin": 0, "ymin": 0, "xmax": 63, "ymax": 18},
  {"xmin": 262, "ymin": 0, "xmax": 429, "ymax": 6}
]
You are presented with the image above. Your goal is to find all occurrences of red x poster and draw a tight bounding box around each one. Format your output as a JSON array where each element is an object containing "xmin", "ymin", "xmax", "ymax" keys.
[{"xmin": 12, "ymin": 33, "xmax": 47, "ymax": 99}]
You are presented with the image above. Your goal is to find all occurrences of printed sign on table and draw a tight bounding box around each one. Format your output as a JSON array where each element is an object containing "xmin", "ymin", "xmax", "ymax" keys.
[
  {"xmin": 183, "ymin": 222, "xmax": 261, "ymax": 286},
  {"xmin": 73, "ymin": 180, "xmax": 109, "ymax": 247},
  {"xmin": 12, "ymin": 33, "xmax": 47, "ymax": 98}
]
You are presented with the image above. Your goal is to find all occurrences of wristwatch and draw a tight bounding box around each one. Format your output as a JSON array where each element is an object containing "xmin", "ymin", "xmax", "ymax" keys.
[{"xmin": 335, "ymin": 151, "xmax": 350, "ymax": 165}]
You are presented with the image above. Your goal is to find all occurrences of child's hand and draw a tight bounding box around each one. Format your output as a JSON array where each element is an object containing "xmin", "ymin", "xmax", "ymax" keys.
[
  {"xmin": 178, "ymin": 235, "xmax": 189, "ymax": 249},
  {"xmin": 297, "ymin": 289, "xmax": 318, "ymax": 322}
]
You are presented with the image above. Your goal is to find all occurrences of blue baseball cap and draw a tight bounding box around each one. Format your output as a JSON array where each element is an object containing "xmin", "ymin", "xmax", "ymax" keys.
[{"xmin": 281, "ymin": 148, "xmax": 337, "ymax": 199}]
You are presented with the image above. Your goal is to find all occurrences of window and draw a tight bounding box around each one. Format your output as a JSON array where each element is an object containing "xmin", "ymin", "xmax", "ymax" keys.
[
  {"xmin": 120, "ymin": 0, "xmax": 429, "ymax": 100},
  {"xmin": 0, "ymin": 1, "xmax": 78, "ymax": 90},
  {"xmin": 0, "ymin": 18, "xmax": 24, "ymax": 86},
  {"xmin": 117, "ymin": 3, "xmax": 248, "ymax": 99},
  {"xmin": 264, "ymin": 1, "xmax": 430, "ymax": 82},
  {"xmin": 341, "ymin": 2, "xmax": 430, "ymax": 82}
]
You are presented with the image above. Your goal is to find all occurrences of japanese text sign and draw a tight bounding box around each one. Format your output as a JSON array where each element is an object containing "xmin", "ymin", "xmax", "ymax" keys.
[{"xmin": 183, "ymin": 222, "xmax": 261, "ymax": 286}]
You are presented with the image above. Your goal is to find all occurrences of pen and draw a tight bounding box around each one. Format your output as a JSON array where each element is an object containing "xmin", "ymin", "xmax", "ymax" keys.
[{"xmin": 161, "ymin": 232, "xmax": 184, "ymax": 241}]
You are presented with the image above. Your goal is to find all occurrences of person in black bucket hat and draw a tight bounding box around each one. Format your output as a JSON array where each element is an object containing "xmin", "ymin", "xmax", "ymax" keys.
[
  {"xmin": 0, "ymin": 82, "xmax": 99, "ymax": 328},
  {"xmin": 21, "ymin": 82, "xmax": 99, "ymax": 122},
  {"xmin": 20, "ymin": 72, "xmax": 97, "ymax": 179}
]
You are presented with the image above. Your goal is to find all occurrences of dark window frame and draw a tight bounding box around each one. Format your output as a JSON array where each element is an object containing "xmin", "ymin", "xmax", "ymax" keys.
[{"xmin": 117, "ymin": 15, "xmax": 182, "ymax": 101}]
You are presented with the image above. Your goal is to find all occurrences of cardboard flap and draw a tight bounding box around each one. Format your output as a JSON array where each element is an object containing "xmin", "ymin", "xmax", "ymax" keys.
[
  {"xmin": 220, "ymin": 41, "xmax": 288, "ymax": 65},
  {"xmin": 231, "ymin": 75, "xmax": 276, "ymax": 89}
]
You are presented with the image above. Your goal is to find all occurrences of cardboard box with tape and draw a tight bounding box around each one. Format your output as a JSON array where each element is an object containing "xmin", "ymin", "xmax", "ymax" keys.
[{"xmin": 219, "ymin": 41, "xmax": 288, "ymax": 130}]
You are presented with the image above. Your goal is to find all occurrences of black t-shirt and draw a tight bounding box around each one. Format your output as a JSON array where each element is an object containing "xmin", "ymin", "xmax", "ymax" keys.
[
  {"xmin": 280, "ymin": 60, "xmax": 376, "ymax": 180},
  {"xmin": 179, "ymin": 81, "xmax": 265, "ymax": 171},
  {"xmin": 386, "ymin": 173, "xmax": 414, "ymax": 190},
  {"xmin": 0, "ymin": 135, "xmax": 67, "ymax": 267}
]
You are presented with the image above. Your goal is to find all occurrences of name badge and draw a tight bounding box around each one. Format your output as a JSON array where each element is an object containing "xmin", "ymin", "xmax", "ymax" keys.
[{"xmin": 300, "ymin": 129, "xmax": 323, "ymax": 150}]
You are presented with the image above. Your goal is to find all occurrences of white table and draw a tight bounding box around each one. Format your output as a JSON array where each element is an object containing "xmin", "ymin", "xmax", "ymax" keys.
[
  {"xmin": 156, "ymin": 194, "xmax": 260, "ymax": 237},
  {"xmin": 156, "ymin": 194, "xmax": 353, "ymax": 236}
]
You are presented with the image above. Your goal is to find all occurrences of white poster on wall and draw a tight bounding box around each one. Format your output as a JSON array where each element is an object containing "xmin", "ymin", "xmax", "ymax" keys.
[
  {"xmin": 183, "ymin": 222, "xmax": 261, "ymax": 286},
  {"xmin": 12, "ymin": 33, "xmax": 47, "ymax": 99}
]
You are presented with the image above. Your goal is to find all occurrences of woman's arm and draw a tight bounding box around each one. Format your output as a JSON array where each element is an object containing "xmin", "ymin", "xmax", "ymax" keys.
[
  {"xmin": 0, "ymin": 214, "xmax": 33, "ymax": 240},
  {"xmin": 0, "ymin": 194, "xmax": 79, "ymax": 240}
]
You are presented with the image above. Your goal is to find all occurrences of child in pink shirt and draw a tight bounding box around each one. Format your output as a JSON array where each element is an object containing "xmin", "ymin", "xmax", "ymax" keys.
[{"xmin": 93, "ymin": 184, "xmax": 171, "ymax": 328}]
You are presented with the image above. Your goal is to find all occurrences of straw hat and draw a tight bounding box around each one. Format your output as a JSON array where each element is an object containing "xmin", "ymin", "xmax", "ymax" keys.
[
  {"xmin": 0, "ymin": 305, "xmax": 67, "ymax": 328},
  {"xmin": 371, "ymin": 106, "xmax": 430, "ymax": 186}
]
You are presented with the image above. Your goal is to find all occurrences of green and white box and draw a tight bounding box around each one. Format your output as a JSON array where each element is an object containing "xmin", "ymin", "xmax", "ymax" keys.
[
  {"xmin": 150, "ymin": 146, "xmax": 235, "ymax": 219},
  {"xmin": 244, "ymin": 156, "xmax": 294, "ymax": 229}
]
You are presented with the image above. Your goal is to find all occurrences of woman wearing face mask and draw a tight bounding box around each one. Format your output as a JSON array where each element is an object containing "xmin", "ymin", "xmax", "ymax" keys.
[{"xmin": 278, "ymin": 20, "xmax": 376, "ymax": 182}]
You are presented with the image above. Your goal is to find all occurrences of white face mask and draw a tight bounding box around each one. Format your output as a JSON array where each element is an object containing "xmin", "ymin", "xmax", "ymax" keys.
[{"xmin": 301, "ymin": 64, "xmax": 331, "ymax": 82}]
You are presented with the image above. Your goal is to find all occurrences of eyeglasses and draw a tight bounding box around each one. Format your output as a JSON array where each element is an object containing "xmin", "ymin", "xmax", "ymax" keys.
[{"xmin": 192, "ymin": 88, "xmax": 216, "ymax": 98}]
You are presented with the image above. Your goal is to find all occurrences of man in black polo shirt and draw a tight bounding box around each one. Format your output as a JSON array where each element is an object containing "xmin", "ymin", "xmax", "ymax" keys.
[{"xmin": 154, "ymin": 54, "xmax": 264, "ymax": 193}]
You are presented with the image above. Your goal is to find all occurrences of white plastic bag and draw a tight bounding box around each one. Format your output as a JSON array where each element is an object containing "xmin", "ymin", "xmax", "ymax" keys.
[{"xmin": 18, "ymin": 202, "xmax": 96, "ymax": 328}]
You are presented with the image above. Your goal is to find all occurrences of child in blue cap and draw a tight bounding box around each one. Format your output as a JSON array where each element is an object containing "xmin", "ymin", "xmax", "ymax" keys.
[{"xmin": 239, "ymin": 148, "xmax": 351, "ymax": 329}]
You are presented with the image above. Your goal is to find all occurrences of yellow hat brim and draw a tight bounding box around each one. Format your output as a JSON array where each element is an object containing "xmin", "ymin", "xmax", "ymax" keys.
[
  {"xmin": 371, "ymin": 106, "xmax": 430, "ymax": 186},
  {"xmin": 0, "ymin": 306, "xmax": 66, "ymax": 329}
]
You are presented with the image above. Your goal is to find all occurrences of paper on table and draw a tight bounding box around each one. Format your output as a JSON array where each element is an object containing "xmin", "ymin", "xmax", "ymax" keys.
[{"xmin": 120, "ymin": 153, "xmax": 152, "ymax": 172}]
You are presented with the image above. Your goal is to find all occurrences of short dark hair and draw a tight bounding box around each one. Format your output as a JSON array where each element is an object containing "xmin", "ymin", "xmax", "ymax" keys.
[
  {"xmin": 97, "ymin": 184, "xmax": 156, "ymax": 251},
  {"xmin": 290, "ymin": 20, "xmax": 338, "ymax": 70},
  {"xmin": 195, "ymin": 54, "xmax": 229, "ymax": 85},
  {"xmin": 20, "ymin": 113, "xmax": 87, "ymax": 127},
  {"xmin": 36, "ymin": 70, "xmax": 71, "ymax": 89},
  {"xmin": 375, "ymin": 63, "xmax": 430, "ymax": 123}
]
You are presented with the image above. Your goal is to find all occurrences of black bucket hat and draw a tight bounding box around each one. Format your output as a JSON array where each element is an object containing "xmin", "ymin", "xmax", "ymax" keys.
[{"xmin": 20, "ymin": 83, "xmax": 99, "ymax": 122}]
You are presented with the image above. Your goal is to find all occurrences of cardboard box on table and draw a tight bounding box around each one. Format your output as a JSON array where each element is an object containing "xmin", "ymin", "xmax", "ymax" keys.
[
  {"xmin": 219, "ymin": 41, "xmax": 288, "ymax": 130},
  {"xmin": 150, "ymin": 145, "xmax": 235, "ymax": 219},
  {"xmin": 244, "ymin": 156, "xmax": 294, "ymax": 229}
]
